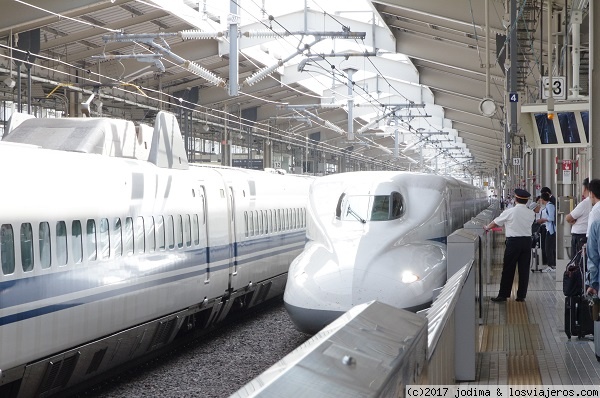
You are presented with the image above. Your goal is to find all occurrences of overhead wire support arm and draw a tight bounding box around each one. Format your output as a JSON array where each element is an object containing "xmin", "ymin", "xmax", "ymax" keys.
[
  {"xmin": 101, "ymin": 33, "xmax": 226, "ymax": 88},
  {"xmin": 276, "ymin": 104, "xmax": 343, "ymax": 109},
  {"xmin": 356, "ymin": 104, "xmax": 427, "ymax": 134},
  {"xmin": 243, "ymin": 38, "xmax": 324, "ymax": 86},
  {"xmin": 243, "ymin": 30, "xmax": 366, "ymax": 40}
]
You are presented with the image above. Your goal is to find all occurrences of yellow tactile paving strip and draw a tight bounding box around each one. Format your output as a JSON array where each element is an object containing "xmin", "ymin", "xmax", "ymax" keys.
[{"xmin": 478, "ymin": 230, "xmax": 543, "ymax": 385}]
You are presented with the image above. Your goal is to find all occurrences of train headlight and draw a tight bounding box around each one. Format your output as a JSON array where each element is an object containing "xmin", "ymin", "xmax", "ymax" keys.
[
  {"xmin": 295, "ymin": 271, "xmax": 308, "ymax": 286},
  {"xmin": 401, "ymin": 271, "xmax": 419, "ymax": 283}
]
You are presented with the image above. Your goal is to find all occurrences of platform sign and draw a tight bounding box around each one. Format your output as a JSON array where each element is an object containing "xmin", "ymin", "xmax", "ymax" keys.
[
  {"xmin": 542, "ymin": 76, "xmax": 567, "ymax": 100},
  {"xmin": 509, "ymin": 93, "xmax": 519, "ymax": 103},
  {"xmin": 562, "ymin": 159, "xmax": 572, "ymax": 184},
  {"xmin": 512, "ymin": 158, "xmax": 521, "ymax": 166}
]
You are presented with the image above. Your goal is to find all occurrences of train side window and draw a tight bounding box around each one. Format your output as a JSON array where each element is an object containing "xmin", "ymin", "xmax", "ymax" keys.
[
  {"xmin": 258, "ymin": 210, "xmax": 263, "ymax": 235},
  {"xmin": 156, "ymin": 216, "xmax": 165, "ymax": 250},
  {"xmin": 147, "ymin": 217, "xmax": 156, "ymax": 252},
  {"xmin": 166, "ymin": 215, "xmax": 175, "ymax": 249},
  {"xmin": 86, "ymin": 220, "xmax": 97, "ymax": 261},
  {"xmin": 285, "ymin": 209, "xmax": 290, "ymax": 230},
  {"xmin": 277, "ymin": 209, "xmax": 281, "ymax": 232},
  {"xmin": 20, "ymin": 223, "xmax": 34, "ymax": 271},
  {"xmin": 39, "ymin": 222, "xmax": 51, "ymax": 269},
  {"xmin": 293, "ymin": 209, "xmax": 297, "ymax": 229},
  {"xmin": 255, "ymin": 211, "xmax": 259, "ymax": 236},
  {"xmin": 390, "ymin": 192, "xmax": 405, "ymax": 219},
  {"xmin": 135, "ymin": 216, "xmax": 145, "ymax": 254},
  {"xmin": 20, "ymin": 227, "xmax": 35, "ymax": 271},
  {"xmin": 56, "ymin": 221, "xmax": 68, "ymax": 266},
  {"xmin": 72, "ymin": 220, "xmax": 83, "ymax": 264},
  {"xmin": 176, "ymin": 215, "xmax": 183, "ymax": 249},
  {"xmin": 283, "ymin": 209, "xmax": 287, "ymax": 230},
  {"xmin": 335, "ymin": 194, "xmax": 346, "ymax": 219},
  {"xmin": 244, "ymin": 212, "xmax": 249, "ymax": 238},
  {"xmin": 99, "ymin": 218, "xmax": 110, "ymax": 259},
  {"xmin": 185, "ymin": 215, "xmax": 191, "ymax": 247},
  {"xmin": 113, "ymin": 218, "xmax": 122, "ymax": 258},
  {"xmin": 192, "ymin": 215, "xmax": 200, "ymax": 245},
  {"xmin": 124, "ymin": 217, "xmax": 134, "ymax": 255},
  {"xmin": 1, "ymin": 224, "xmax": 15, "ymax": 275},
  {"xmin": 269, "ymin": 210, "xmax": 273, "ymax": 234},
  {"xmin": 264, "ymin": 211, "xmax": 269, "ymax": 234}
]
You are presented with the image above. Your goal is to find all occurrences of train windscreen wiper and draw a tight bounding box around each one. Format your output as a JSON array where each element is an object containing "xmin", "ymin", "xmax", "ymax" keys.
[{"xmin": 346, "ymin": 206, "xmax": 366, "ymax": 223}]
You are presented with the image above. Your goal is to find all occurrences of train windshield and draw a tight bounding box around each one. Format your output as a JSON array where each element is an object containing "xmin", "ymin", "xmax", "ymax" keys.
[{"xmin": 335, "ymin": 192, "xmax": 404, "ymax": 222}]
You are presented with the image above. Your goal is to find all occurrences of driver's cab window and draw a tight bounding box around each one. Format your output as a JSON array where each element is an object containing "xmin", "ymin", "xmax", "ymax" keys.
[{"xmin": 336, "ymin": 192, "xmax": 405, "ymax": 222}]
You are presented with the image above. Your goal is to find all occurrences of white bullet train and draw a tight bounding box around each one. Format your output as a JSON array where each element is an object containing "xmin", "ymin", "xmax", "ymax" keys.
[
  {"xmin": 0, "ymin": 112, "xmax": 312, "ymax": 398},
  {"xmin": 284, "ymin": 171, "xmax": 488, "ymax": 334}
]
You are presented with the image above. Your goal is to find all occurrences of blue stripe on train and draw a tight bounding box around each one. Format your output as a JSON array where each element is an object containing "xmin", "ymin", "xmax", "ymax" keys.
[{"xmin": 0, "ymin": 231, "xmax": 305, "ymax": 312}]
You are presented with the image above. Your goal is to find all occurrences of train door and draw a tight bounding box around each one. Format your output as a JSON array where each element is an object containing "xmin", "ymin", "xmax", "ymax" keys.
[
  {"xmin": 197, "ymin": 185, "xmax": 209, "ymax": 282},
  {"xmin": 228, "ymin": 186, "xmax": 238, "ymax": 275}
]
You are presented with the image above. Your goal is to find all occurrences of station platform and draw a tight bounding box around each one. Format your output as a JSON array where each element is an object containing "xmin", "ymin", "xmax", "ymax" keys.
[{"xmin": 467, "ymin": 231, "xmax": 600, "ymax": 385}]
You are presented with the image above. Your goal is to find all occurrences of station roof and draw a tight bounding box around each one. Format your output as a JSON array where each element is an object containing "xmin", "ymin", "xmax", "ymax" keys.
[{"xmin": 0, "ymin": 0, "xmax": 585, "ymax": 177}]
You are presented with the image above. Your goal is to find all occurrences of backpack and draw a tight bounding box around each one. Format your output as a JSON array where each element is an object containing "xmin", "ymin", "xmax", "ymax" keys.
[{"xmin": 563, "ymin": 250, "xmax": 585, "ymax": 297}]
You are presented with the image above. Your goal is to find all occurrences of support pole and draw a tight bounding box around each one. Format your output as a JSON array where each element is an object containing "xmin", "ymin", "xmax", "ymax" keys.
[
  {"xmin": 570, "ymin": 10, "xmax": 582, "ymax": 99},
  {"xmin": 345, "ymin": 68, "xmax": 357, "ymax": 141},
  {"xmin": 591, "ymin": 0, "xmax": 600, "ymax": 177},
  {"xmin": 485, "ymin": 0, "xmax": 491, "ymax": 98},
  {"xmin": 228, "ymin": 0, "xmax": 239, "ymax": 96},
  {"xmin": 509, "ymin": 0, "xmax": 518, "ymax": 145}
]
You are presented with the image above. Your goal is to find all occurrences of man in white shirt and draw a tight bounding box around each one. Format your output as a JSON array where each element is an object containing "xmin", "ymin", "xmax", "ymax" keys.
[
  {"xmin": 485, "ymin": 188, "xmax": 535, "ymax": 302},
  {"xmin": 588, "ymin": 183, "xmax": 600, "ymax": 238},
  {"xmin": 586, "ymin": 179, "xmax": 600, "ymax": 297},
  {"xmin": 566, "ymin": 178, "xmax": 591, "ymax": 258}
]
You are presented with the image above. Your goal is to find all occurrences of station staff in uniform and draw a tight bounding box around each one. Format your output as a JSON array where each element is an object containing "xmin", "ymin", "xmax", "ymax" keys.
[{"xmin": 484, "ymin": 189, "xmax": 535, "ymax": 302}]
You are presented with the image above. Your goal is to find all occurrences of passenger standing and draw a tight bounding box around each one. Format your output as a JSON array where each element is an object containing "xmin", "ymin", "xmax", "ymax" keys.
[
  {"xmin": 506, "ymin": 196, "xmax": 514, "ymax": 209},
  {"xmin": 585, "ymin": 179, "xmax": 600, "ymax": 296},
  {"xmin": 485, "ymin": 188, "xmax": 535, "ymax": 302},
  {"xmin": 537, "ymin": 192, "xmax": 556, "ymax": 270},
  {"xmin": 566, "ymin": 178, "xmax": 591, "ymax": 258},
  {"xmin": 539, "ymin": 186, "xmax": 556, "ymax": 266},
  {"xmin": 588, "ymin": 179, "xmax": 600, "ymax": 237}
]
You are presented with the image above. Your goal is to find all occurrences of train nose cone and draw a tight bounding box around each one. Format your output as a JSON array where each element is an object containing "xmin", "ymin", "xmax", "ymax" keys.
[{"xmin": 284, "ymin": 242, "xmax": 355, "ymax": 334}]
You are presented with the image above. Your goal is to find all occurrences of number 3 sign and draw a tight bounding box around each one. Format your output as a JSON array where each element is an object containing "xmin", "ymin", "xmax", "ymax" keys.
[{"xmin": 542, "ymin": 76, "xmax": 566, "ymax": 100}]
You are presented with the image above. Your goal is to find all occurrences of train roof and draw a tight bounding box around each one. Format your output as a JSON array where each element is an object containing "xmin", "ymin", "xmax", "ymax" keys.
[
  {"xmin": 2, "ymin": 111, "xmax": 189, "ymax": 170},
  {"xmin": 312, "ymin": 171, "xmax": 480, "ymax": 191}
]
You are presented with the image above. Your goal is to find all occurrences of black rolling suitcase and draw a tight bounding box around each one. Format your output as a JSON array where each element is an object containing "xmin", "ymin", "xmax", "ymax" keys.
[
  {"xmin": 565, "ymin": 295, "xmax": 594, "ymax": 339},
  {"xmin": 564, "ymin": 249, "xmax": 594, "ymax": 339},
  {"xmin": 530, "ymin": 222, "xmax": 541, "ymax": 272},
  {"xmin": 592, "ymin": 300, "xmax": 600, "ymax": 361}
]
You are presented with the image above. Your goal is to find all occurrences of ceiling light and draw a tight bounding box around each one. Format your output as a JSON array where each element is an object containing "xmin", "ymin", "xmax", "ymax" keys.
[{"xmin": 3, "ymin": 77, "xmax": 15, "ymax": 88}]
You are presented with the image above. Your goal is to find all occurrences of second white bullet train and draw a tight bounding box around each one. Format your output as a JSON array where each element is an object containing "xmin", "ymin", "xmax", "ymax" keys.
[
  {"xmin": 284, "ymin": 171, "xmax": 488, "ymax": 334},
  {"xmin": 0, "ymin": 111, "xmax": 312, "ymax": 397}
]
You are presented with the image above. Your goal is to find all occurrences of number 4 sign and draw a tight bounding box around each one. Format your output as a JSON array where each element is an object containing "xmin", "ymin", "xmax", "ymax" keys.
[{"xmin": 542, "ymin": 76, "xmax": 566, "ymax": 100}]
